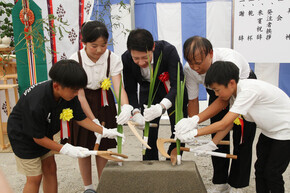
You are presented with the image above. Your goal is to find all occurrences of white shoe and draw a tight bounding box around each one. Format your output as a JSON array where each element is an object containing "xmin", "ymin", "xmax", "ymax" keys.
[
  {"xmin": 207, "ymin": 184, "xmax": 230, "ymax": 193},
  {"xmin": 229, "ymin": 187, "xmax": 244, "ymax": 193}
]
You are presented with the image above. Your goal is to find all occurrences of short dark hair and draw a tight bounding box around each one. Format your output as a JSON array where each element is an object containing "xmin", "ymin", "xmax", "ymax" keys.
[
  {"xmin": 49, "ymin": 59, "xmax": 87, "ymax": 89},
  {"xmin": 183, "ymin": 36, "xmax": 213, "ymax": 63},
  {"xmin": 81, "ymin": 20, "xmax": 109, "ymax": 43},
  {"xmin": 205, "ymin": 61, "xmax": 239, "ymax": 87},
  {"xmin": 127, "ymin": 29, "xmax": 154, "ymax": 52}
]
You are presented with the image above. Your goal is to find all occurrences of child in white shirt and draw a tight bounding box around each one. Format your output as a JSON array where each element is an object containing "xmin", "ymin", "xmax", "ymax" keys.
[{"xmin": 175, "ymin": 61, "xmax": 290, "ymax": 193}]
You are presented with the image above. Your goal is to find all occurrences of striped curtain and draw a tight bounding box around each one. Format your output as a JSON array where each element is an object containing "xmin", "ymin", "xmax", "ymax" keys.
[{"xmin": 1, "ymin": 0, "xmax": 289, "ymax": 122}]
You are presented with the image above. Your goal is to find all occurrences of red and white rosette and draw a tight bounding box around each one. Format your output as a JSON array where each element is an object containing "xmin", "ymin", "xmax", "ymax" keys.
[
  {"xmin": 159, "ymin": 72, "xmax": 170, "ymax": 93},
  {"xmin": 60, "ymin": 120, "xmax": 71, "ymax": 139},
  {"xmin": 59, "ymin": 108, "xmax": 74, "ymax": 140},
  {"xmin": 239, "ymin": 117, "xmax": 244, "ymax": 144},
  {"xmin": 101, "ymin": 89, "xmax": 109, "ymax": 107},
  {"xmin": 233, "ymin": 115, "xmax": 244, "ymax": 144}
]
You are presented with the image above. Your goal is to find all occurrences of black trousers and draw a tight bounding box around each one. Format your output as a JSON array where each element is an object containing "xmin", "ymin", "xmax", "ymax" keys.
[
  {"xmin": 255, "ymin": 134, "xmax": 290, "ymax": 193},
  {"xmin": 142, "ymin": 107, "xmax": 185, "ymax": 160},
  {"xmin": 207, "ymin": 91, "xmax": 256, "ymax": 188}
]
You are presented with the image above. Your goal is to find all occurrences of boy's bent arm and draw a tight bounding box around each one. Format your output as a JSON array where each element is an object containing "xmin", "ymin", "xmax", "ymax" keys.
[
  {"xmin": 33, "ymin": 137, "xmax": 63, "ymax": 152},
  {"xmin": 212, "ymin": 124, "xmax": 233, "ymax": 145},
  {"xmin": 198, "ymin": 97, "xmax": 228, "ymax": 123},
  {"xmin": 197, "ymin": 111, "xmax": 239, "ymax": 144},
  {"xmin": 77, "ymin": 118, "xmax": 103, "ymax": 134}
]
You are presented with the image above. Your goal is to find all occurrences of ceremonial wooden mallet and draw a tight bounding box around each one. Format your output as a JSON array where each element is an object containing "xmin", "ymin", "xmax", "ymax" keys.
[{"xmin": 127, "ymin": 121, "xmax": 157, "ymax": 149}]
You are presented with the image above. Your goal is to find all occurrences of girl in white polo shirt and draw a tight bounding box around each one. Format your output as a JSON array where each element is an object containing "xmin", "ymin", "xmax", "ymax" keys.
[{"xmin": 70, "ymin": 21, "xmax": 132, "ymax": 192}]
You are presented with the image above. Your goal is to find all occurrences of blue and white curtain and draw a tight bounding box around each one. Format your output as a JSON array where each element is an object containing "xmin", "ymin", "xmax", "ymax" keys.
[
  {"xmin": 1, "ymin": 0, "xmax": 289, "ymax": 122},
  {"xmin": 99, "ymin": 0, "xmax": 290, "ymax": 100}
]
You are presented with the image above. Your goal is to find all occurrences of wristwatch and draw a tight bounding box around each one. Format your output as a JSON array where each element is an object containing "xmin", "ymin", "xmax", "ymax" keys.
[
  {"xmin": 161, "ymin": 105, "xmax": 166, "ymax": 114},
  {"xmin": 131, "ymin": 108, "xmax": 140, "ymax": 116}
]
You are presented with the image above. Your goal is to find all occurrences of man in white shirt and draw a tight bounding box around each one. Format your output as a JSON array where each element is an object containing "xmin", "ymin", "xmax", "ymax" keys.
[
  {"xmin": 182, "ymin": 36, "xmax": 257, "ymax": 192},
  {"xmin": 175, "ymin": 61, "xmax": 290, "ymax": 193}
]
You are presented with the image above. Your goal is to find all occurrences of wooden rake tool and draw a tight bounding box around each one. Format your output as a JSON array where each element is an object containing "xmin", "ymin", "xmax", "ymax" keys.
[
  {"xmin": 170, "ymin": 147, "xmax": 237, "ymax": 165},
  {"xmin": 127, "ymin": 121, "xmax": 152, "ymax": 149},
  {"xmin": 156, "ymin": 138, "xmax": 230, "ymax": 159}
]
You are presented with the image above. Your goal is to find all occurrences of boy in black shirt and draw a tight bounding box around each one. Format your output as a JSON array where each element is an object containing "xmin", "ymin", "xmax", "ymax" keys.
[{"xmin": 7, "ymin": 59, "xmax": 123, "ymax": 193}]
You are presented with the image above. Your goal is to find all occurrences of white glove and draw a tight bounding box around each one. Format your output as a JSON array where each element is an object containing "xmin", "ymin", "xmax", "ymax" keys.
[
  {"xmin": 92, "ymin": 118, "xmax": 101, "ymax": 126},
  {"xmin": 143, "ymin": 104, "xmax": 163, "ymax": 121},
  {"xmin": 175, "ymin": 129, "xmax": 198, "ymax": 144},
  {"xmin": 102, "ymin": 127, "xmax": 124, "ymax": 139},
  {"xmin": 116, "ymin": 104, "xmax": 133, "ymax": 125},
  {"xmin": 192, "ymin": 141, "xmax": 218, "ymax": 156},
  {"xmin": 60, "ymin": 143, "xmax": 91, "ymax": 158},
  {"xmin": 93, "ymin": 119, "xmax": 103, "ymax": 142},
  {"xmin": 174, "ymin": 115, "xmax": 199, "ymax": 134},
  {"xmin": 95, "ymin": 130, "xmax": 125, "ymax": 145},
  {"xmin": 94, "ymin": 131, "xmax": 102, "ymax": 138},
  {"xmin": 131, "ymin": 112, "xmax": 145, "ymax": 130},
  {"xmin": 94, "ymin": 132, "xmax": 102, "ymax": 144}
]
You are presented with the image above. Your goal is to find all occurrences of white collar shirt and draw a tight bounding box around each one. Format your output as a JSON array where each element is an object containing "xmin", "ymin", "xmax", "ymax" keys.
[
  {"xmin": 230, "ymin": 79, "xmax": 290, "ymax": 140},
  {"xmin": 70, "ymin": 48, "xmax": 123, "ymax": 90},
  {"xmin": 141, "ymin": 54, "xmax": 154, "ymax": 82},
  {"xmin": 184, "ymin": 48, "xmax": 251, "ymax": 100}
]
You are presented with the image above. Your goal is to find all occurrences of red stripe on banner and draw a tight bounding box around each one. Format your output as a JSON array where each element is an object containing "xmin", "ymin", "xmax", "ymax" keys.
[
  {"xmin": 22, "ymin": 0, "xmax": 37, "ymax": 85},
  {"xmin": 27, "ymin": 40, "xmax": 37, "ymax": 85},
  {"xmin": 47, "ymin": 0, "xmax": 57, "ymax": 65},
  {"xmin": 79, "ymin": 0, "xmax": 84, "ymax": 50},
  {"xmin": 29, "ymin": 38, "xmax": 37, "ymax": 84}
]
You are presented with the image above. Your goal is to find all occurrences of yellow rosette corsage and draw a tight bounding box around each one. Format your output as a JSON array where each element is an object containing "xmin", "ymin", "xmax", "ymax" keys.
[
  {"xmin": 60, "ymin": 108, "xmax": 73, "ymax": 139},
  {"xmin": 101, "ymin": 78, "xmax": 112, "ymax": 91},
  {"xmin": 233, "ymin": 116, "xmax": 242, "ymax": 126}
]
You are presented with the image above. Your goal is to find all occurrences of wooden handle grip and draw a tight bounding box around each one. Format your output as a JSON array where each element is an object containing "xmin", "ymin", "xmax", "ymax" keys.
[
  {"xmin": 218, "ymin": 140, "xmax": 230, "ymax": 145},
  {"xmin": 93, "ymin": 144, "xmax": 99, "ymax": 151},
  {"xmin": 226, "ymin": 154, "xmax": 238, "ymax": 159},
  {"xmin": 94, "ymin": 121, "xmax": 105, "ymax": 151},
  {"xmin": 180, "ymin": 147, "xmax": 190, "ymax": 152},
  {"xmin": 149, "ymin": 123, "xmax": 158, "ymax": 127}
]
